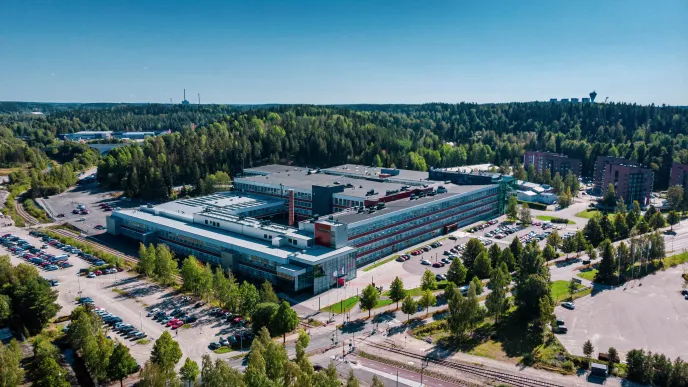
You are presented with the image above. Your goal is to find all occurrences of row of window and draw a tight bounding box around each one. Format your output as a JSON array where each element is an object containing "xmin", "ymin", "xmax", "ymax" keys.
[
  {"xmin": 233, "ymin": 182, "xmax": 313, "ymax": 200},
  {"xmin": 349, "ymin": 193, "xmax": 498, "ymax": 246},
  {"xmin": 295, "ymin": 200, "xmax": 312, "ymax": 208},
  {"xmin": 333, "ymin": 197, "xmax": 364, "ymax": 207},
  {"xmin": 356, "ymin": 202, "xmax": 498, "ymax": 254},
  {"xmin": 358, "ymin": 207, "xmax": 498, "ymax": 264},
  {"xmin": 348, "ymin": 187, "xmax": 498, "ymax": 238}
]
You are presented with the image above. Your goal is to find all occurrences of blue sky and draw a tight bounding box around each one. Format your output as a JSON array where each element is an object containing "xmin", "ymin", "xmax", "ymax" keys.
[{"xmin": 1, "ymin": 0, "xmax": 686, "ymax": 105}]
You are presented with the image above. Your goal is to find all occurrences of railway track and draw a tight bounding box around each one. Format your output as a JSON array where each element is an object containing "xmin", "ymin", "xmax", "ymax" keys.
[
  {"xmin": 14, "ymin": 197, "xmax": 40, "ymax": 226},
  {"xmin": 364, "ymin": 342, "xmax": 564, "ymax": 387}
]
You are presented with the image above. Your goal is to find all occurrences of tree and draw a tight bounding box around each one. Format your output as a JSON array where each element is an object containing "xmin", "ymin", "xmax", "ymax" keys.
[
  {"xmin": 668, "ymin": 211, "xmax": 681, "ymax": 231},
  {"xmin": 446, "ymin": 258, "xmax": 467, "ymax": 285},
  {"xmin": 542, "ymin": 244, "xmax": 556, "ymax": 261},
  {"xmin": 473, "ymin": 252, "xmax": 492, "ymax": 279},
  {"xmin": 0, "ymin": 339, "xmax": 24, "ymax": 387},
  {"xmin": 616, "ymin": 241, "xmax": 631, "ymax": 274},
  {"xmin": 372, "ymin": 154, "xmax": 383, "ymax": 168},
  {"xmin": 584, "ymin": 217, "xmax": 604, "ymax": 247},
  {"xmin": 501, "ymin": 247, "xmax": 516, "ymax": 272},
  {"xmin": 401, "ymin": 295, "xmax": 417, "ymax": 323},
  {"xmin": 561, "ymin": 235, "xmax": 576, "ymax": 258},
  {"xmin": 359, "ymin": 284, "xmax": 379, "ymax": 318},
  {"xmin": 582, "ymin": 340, "xmax": 594, "ymax": 362},
  {"xmin": 667, "ymin": 185, "xmax": 685, "ymax": 211},
  {"xmin": 271, "ymin": 301, "xmax": 299, "ymax": 343},
  {"xmin": 509, "ymin": 237, "xmax": 523, "ymax": 265},
  {"xmin": 538, "ymin": 296, "xmax": 554, "ymax": 331},
  {"xmin": 485, "ymin": 268, "xmax": 508, "ymax": 323},
  {"xmin": 595, "ymin": 239, "xmax": 616, "ymax": 284},
  {"xmin": 259, "ymin": 281, "xmax": 279, "ymax": 304},
  {"xmin": 420, "ymin": 269, "xmax": 437, "ymax": 291},
  {"xmin": 9, "ymin": 273, "xmax": 61, "ymax": 335},
  {"xmin": 154, "ymin": 244, "xmax": 178, "ymax": 286},
  {"xmin": 108, "ymin": 342, "xmax": 139, "ymax": 387},
  {"xmin": 648, "ymin": 211, "xmax": 666, "ymax": 230},
  {"xmin": 419, "ymin": 290, "xmax": 437, "ymax": 316},
  {"xmin": 179, "ymin": 357, "xmax": 200, "ymax": 387},
  {"xmin": 546, "ymin": 230, "xmax": 562, "ymax": 250},
  {"xmin": 471, "ymin": 276, "xmax": 483, "ymax": 295},
  {"xmin": 346, "ymin": 370, "xmax": 360, "ymax": 387},
  {"xmin": 607, "ymin": 347, "xmax": 619, "ymax": 371},
  {"xmin": 83, "ymin": 332, "xmax": 114, "ymax": 385},
  {"xmin": 180, "ymin": 256, "xmax": 203, "ymax": 295},
  {"xmin": 603, "ymin": 184, "xmax": 617, "ymax": 207},
  {"xmin": 506, "ymin": 195, "xmax": 519, "ymax": 220},
  {"xmin": 137, "ymin": 243, "xmax": 155, "ymax": 277},
  {"xmin": 251, "ymin": 302, "xmax": 279, "ymax": 334},
  {"xmin": 518, "ymin": 205, "xmax": 532, "ymax": 225},
  {"xmin": 614, "ymin": 212, "xmax": 630, "ymax": 239},
  {"xmin": 626, "ymin": 349, "xmax": 653, "ymax": 384},
  {"xmin": 33, "ymin": 356, "xmax": 70, "ymax": 387},
  {"xmin": 388, "ymin": 277, "xmax": 406, "ymax": 309},
  {"xmin": 151, "ymin": 331, "xmax": 182, "ymax": 374},
  {"xmin": 139, "ymin": 361, "xmax": 182, "ymax": 387},
  {"xmin": 568, "ymin": 278, "xmax": 578, "ymax": 301},
  {"xmin": 463, "ymin": 238, "xmax": 486, "ymax": 273},
  {"xmin": 238, "ymin": 281, "xmax": 260, "ymax": 317},
  {"xmin": 600, "ymin": 215, "xmax": 615, "ymax": 241},
  {"xmin": 371, "ymin": 375, "xmax": 385, "ymax": 387},
  {"xmin": 488, "ymin": 244, "xmax": 501, "ymax": 268},
  {"xmin": 198, "ymin": 263, "xmax": 214, "ymax": 302}
]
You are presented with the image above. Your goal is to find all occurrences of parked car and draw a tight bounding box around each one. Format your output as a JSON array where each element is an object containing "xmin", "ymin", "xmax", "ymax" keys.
[
  {"xmin": 87, "ymin": 272, "xmax": 96, "ymax": 278},
  {"xmin": 562, "ymin": 302, "xmax": 575, "ymax": 310},
  {"xmin": 209, "ymin": 342, "xmax": 221, "ymax": 350},
  {"xmin": 421, "ymin": 260, "xmax": 431, "ymax": 265}
]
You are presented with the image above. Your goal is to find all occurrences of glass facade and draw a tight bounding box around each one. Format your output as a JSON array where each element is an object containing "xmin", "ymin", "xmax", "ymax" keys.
[{"xmin": 309, "ymin": 251, "xmax": 357, "ymax": 294}]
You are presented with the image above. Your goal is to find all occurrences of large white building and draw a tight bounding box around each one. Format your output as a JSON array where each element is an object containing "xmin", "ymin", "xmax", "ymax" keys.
[{"xmin": 108, "ymin": 164, "xmax": 514, "ymax": 294}]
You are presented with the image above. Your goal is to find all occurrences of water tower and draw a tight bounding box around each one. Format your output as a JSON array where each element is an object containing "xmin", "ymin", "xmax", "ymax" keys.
[{"xmin": 589, "ymin": 90, "xmax": 597, "ymax": 103}]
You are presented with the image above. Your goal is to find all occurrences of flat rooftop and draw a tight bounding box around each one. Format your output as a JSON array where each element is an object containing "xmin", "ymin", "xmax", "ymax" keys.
[
  {"xmin": 323, "ymin": 164, "xmax": 430, "ymax": 182},
  {"xmin": 113, "ymin": 209, "xmax": 354, "ymax": 264},
  {"xmin": 153, "ymin": 191, "xmax": 283, "ymax": 217},
  {"xmin": 238, "ymin": 171, "xmax": 438, "ymax": 199},
  {"xmin": 242, "ymin": 164, "xmax": 312, "ymax": 175},
  {"xmin": 330, "ymin": 184, "xmax": 491, "ymax": 225}
]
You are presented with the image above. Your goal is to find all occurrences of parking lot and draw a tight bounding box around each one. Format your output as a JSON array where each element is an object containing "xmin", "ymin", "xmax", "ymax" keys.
[
  {"xmin": 38, "ymin": 179, "xmax": 140, "ymax": 236},
  {"xmin": 1, "ymin": 227, "xmax": 252, "ymax": 366},
  {"xmin": 555, "ymin": 264, "xmax": 688, "ymax": 361}
]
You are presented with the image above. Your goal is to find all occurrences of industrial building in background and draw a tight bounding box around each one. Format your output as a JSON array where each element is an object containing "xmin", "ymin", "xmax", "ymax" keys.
[
  {"xmin": 523, "ymin": 151, "xmax": 582, "ymax": 178},
  {"xmin": 594, "ymin": 156, "xmax": 654, "ymax": 206},
  {"xmin": 62, "ymin": 130, "xmax": 170, "ymax": 142},
  {"xmin": 108, "ymin": 163, "xmax": 515, "ymax": 294}
]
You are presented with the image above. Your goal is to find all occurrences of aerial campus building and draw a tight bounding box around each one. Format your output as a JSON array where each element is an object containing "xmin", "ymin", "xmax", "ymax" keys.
[{"xmin": 107, "ymin": 164, "xmax": 514, "ymax": 294}]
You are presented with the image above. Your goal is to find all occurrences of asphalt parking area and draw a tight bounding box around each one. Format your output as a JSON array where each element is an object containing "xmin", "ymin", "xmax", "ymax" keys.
[
  {"xmin": 1, "ymin": 227, "xmax": 247, "ymax": 365},
  {"xmin": 555, "ymin": 264, "xmax": 688, "ymax": 361},
  {"xmin": 41, "ymin": 183, "xmax": 139, "ymax": 235}
]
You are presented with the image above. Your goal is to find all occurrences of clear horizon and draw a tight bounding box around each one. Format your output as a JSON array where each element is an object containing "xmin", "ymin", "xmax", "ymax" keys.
[{"xmin": 1, "ymin": 0, "xmax": 686, "ymax": 105}]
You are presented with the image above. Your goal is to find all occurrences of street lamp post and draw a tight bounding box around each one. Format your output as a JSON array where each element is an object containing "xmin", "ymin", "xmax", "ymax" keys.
[
  {"xmin": 139, "ymin": 311, "xmax": 143, "ymax": 331},
  {"xmin": 420, "ymin": 357, "xmax": 429, "ymax": 386}
]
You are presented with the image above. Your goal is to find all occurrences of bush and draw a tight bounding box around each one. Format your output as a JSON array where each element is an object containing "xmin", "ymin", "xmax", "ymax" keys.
[
  {"xmin": 562, "ymin": 360, "xmax": 574, "ymax": 372},
  {"xmin": 550, "ymin": 217, "xmax": 569, "ymax": 224}
]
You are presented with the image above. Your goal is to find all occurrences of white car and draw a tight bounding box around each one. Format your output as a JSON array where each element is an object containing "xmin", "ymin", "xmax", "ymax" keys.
[
  {"xmin": 147, "ymin": 308, "xmax": 160, "ymax": 317},
  {"xmin": 421, "ymin": 259, "xmax": 431, "ymax": 265},
  {"xmin": 76, "ymin": 217, "xmax": 86, "ymax": 222}
]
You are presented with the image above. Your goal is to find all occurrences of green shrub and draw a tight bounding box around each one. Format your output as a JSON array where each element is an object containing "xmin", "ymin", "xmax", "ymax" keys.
[
  {"xmin": 517, "ymin": 200, "xmax": 548, "ymax": 210},
  {"xmin": 550, "ymin": 217, "xmax": 569, "ymax": 224},
  {"xmin": 562, "ymin": 360, "xmax": 574, "ymax": 371}
]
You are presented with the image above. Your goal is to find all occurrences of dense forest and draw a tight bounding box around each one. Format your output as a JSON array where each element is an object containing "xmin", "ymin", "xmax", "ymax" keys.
[{"xmin": 1, "ymin": 102, "xmax": 687, "ymax": 200}]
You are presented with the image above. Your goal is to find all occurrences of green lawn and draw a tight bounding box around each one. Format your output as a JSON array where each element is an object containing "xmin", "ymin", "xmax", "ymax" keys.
[
  {"xmin": 535, "ymin": 215, "xmax": 575, "ymax": 224},
  {"xmin": 551, "ymin": 280, "xmax": 582, "ymax": 303},
  {"xmin": 384, "ymin": 280, "xmax": 449, "ymax": 298},
  {"xmin": 320, "ymin": 296, "xmax": 360, "ymax": 314},
  {"xmin": 213, "ymin": 346, "xmax": 233, "ymax": 354},
  {"xmin": 577, "ymin": 268, "xmax": 598, "ymax": 281},
  {"xmin": 363, "ymin": 255, "xmax": 399, "ymax": 272},
  {"xmin": 575, "ymin": 209, "xmax": 599, "ymax": 219},
  {"xmin": 373, "ymin": 299, "xmax": 394, "ymax": 309}
]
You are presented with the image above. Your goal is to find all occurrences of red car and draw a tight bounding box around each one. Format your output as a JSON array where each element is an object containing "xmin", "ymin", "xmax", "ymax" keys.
[
  {"xmin": 2, "ymin": 234, "xmax": 11, "ymax": 238},
  {"xmin": 166, "ymin": 318, "xmax": 181, "ymax": 327},
  {"xmin": 171, "ymin": 321, "xmax": 184, "ymax": 329},
  {"xmin": 232, "ymin": 316, "xmax": 244, "ymax": 324},
  {"xmin": 116, "ymin": 267, "xmax": 123, "ymax": 272},
  {"xmin": 94, "ymin": 270, "xmax": 102, "ymax": 276}
]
